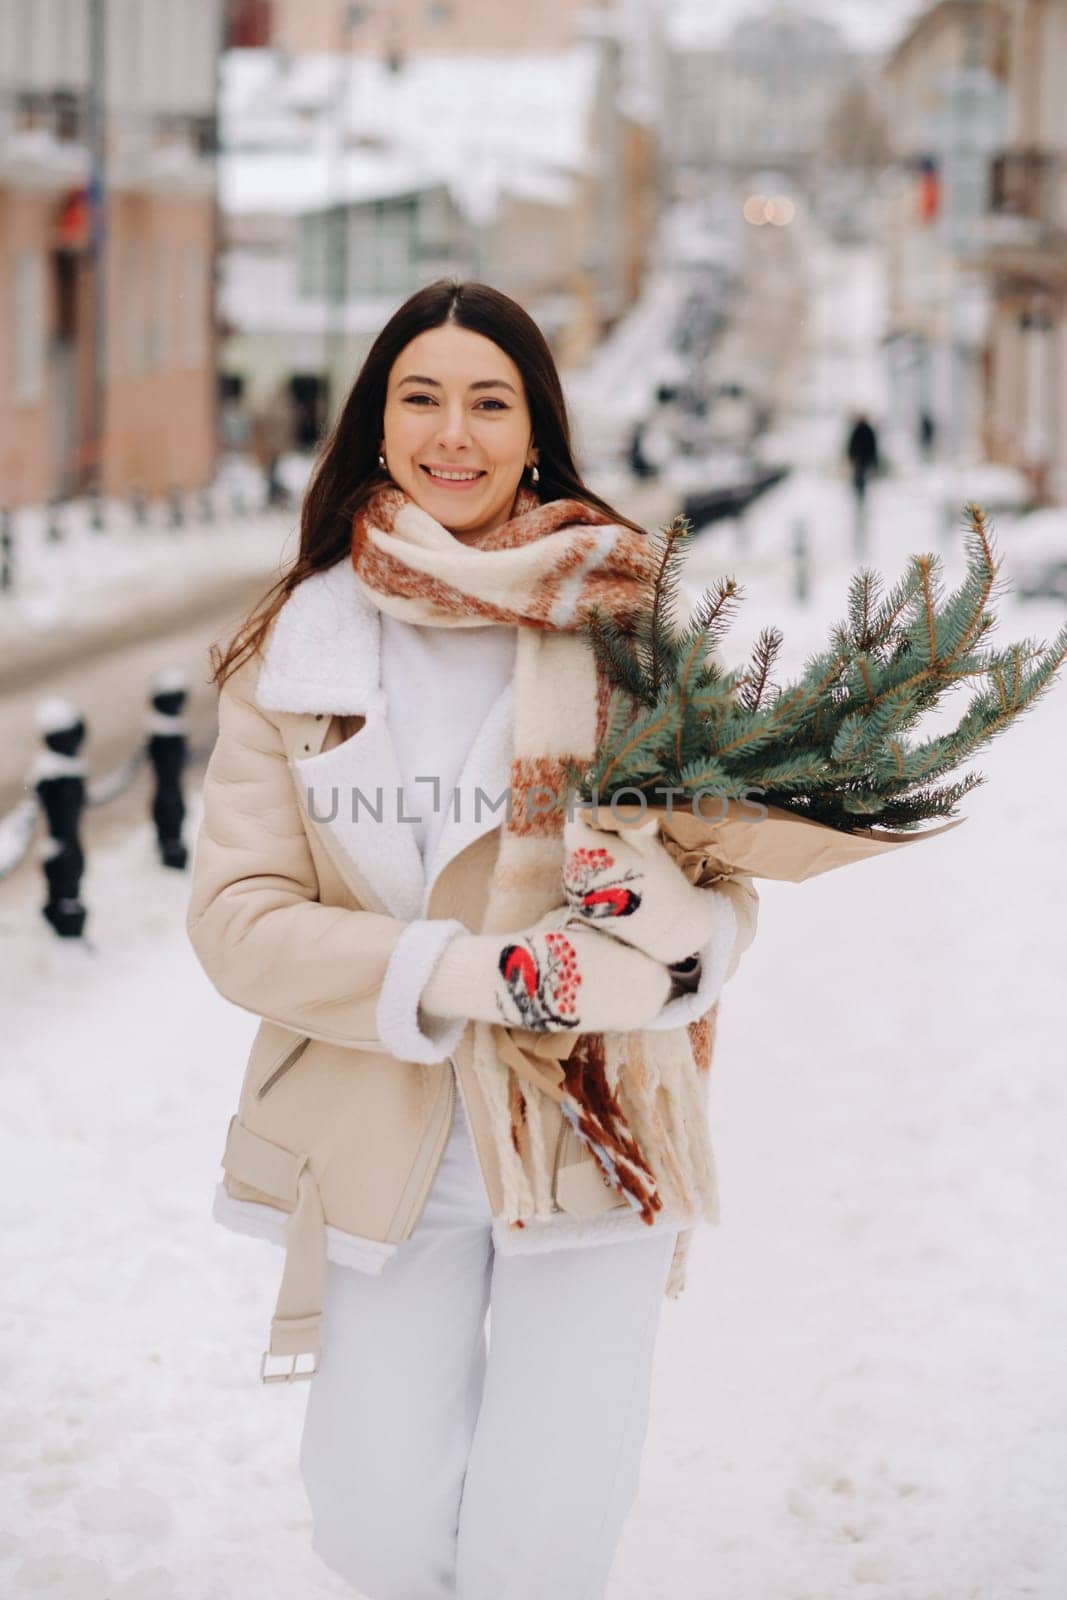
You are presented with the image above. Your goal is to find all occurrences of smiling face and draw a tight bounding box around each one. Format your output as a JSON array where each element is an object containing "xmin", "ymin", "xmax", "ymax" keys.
[{"xmin": 380, "ymin": 324, "xmax": 540, "ymax": 539}]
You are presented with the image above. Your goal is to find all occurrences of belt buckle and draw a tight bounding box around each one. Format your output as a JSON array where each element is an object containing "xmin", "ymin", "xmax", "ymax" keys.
[{"xmin": 260, "ymin": 1349, "xmax": 319, "ymax": 1384}]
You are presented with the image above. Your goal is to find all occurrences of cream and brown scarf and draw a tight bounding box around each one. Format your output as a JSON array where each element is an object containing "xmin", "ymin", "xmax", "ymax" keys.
[{"xmin": 351, "ymin": 483, "xmax": 722, "ymax": 1284}]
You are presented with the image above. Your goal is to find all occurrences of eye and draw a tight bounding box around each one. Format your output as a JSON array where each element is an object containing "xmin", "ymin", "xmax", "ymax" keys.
[{"xmin": 402, "ymin": 394, "xmax": 508, "ymax": 410}]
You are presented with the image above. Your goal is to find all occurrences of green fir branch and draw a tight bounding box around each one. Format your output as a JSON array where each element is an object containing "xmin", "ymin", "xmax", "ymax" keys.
[{"xmin": 574, "ymin": 502, "xmax": 1067, "ymax": 833}]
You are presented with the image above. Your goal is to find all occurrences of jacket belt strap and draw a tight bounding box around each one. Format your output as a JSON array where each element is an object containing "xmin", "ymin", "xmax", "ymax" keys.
[
  {"xmin": 221, "ymin": 1117, "xmax": 326, "ymax": 1383},
  {"xmin": 489, "ymin": 1024, "xmax": 577, "ymax": 1104}
]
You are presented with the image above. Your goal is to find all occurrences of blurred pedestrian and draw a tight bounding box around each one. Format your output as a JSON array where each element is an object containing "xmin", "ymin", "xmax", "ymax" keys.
[
  {"xmin": 250, "ymin": 388, "xmax": 294, "ymax": 508},
  {"xmin": 919, "ymin": 408, "xmax": 936, "ymax": 464},
  {"xmin": 846, "ymin": 413, "xmax": 880, "ymax": 503},
  {"xmin": 219, "ymin": 393, "xmax": 250, "ymax": 455},
  {"xmin": 846, "ymin": 412, "xmax": 880, "ymax": 556}
]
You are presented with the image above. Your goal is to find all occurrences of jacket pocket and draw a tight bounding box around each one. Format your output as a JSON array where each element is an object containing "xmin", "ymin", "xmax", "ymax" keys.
[{"xmin": 255, "ymin": 1034, "xmax": 311, "ymax": 1100}]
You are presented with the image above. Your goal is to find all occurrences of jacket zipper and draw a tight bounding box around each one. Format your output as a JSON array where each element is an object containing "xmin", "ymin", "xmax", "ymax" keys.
[
  {"xmin": 450, "ymin": 1053, "xmax": 568, "ymax": 1214},
  {"xmin": 396, "ymin": 1062, "xmax": 456, "ymax": 1236},
  {"xmin": 255, "ymin": 1035, "xmax": 311, "ymax": 1100}
]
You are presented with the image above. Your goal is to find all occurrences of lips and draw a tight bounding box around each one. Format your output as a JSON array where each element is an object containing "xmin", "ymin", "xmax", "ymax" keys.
[{"xmin": 420, "ymin": 465, "xmax": 486, "ymax": 485}]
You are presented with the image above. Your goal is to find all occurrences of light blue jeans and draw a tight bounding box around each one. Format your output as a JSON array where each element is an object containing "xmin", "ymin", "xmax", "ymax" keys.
[{"xmin": 299, "ymin": 1086, "xmax": 679, "ymax": 1600}]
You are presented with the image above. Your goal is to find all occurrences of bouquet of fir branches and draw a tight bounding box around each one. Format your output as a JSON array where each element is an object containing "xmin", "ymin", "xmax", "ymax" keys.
[{"xmin": 562, "ymin": 503, "xmax": 1067, "ymax": 886}]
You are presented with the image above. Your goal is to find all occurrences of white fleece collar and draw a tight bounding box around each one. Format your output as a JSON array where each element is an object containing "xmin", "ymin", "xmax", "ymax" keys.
[
  {"xmin": 249, "ymin": 556, "xmax": 518, "ymax": 921},
  {"xmin": 255, "ymin": 559, "xmax": 386, "ymax": 716}
]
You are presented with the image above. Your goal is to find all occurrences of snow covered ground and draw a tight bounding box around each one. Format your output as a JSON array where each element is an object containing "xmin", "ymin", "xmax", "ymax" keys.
[{"xmin": 2, "ymin": 484, "xmax": 1064, "ymax": 1598}]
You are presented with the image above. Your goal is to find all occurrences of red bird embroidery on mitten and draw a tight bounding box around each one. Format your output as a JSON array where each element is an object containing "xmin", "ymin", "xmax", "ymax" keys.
[
  {"xmin": 579, "ymin": 884, "xmax": 641, "ymax": 918},
  {"xmin": 498, "ymin": 931, "xmax": 582, "ymax": 1030},
  {"xmin": 563, "ymin": 845, "xmax": 642, "ymax": 923}
]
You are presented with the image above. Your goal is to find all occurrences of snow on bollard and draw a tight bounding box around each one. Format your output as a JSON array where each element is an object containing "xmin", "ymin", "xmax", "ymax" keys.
[
  {"xmin": 147, "ymin": 668, "xmax": 189, "ymax": 870},
  {"xmin": 30, "ymin": 697, "xmax": 88, "ymax": 940}
]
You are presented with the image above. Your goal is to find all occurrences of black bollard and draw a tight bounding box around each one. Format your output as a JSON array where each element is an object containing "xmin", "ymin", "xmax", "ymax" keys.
[
  {"xmin": 167, "ymin": 486, "xmax": 185, "ymax": 530},
  {"xmin": 30, "ymin": 698, "xmax": 88, "ymax": 939},
  {"xmin": 46, "ymin": 496, "xmax": 63, "ymax": 544},
  {"xmin": 131, "ymin": 485, "xmax": 149, "ymax": 529},
  {"xmin": 792, "ymin": 517, "xmax": 810, "ymax": 605},
  {"xmin": 146, "ymin": 668, "xmax": 189, "ymax": 869},
  {"xmin": 89, "ymin": 486, "xmax": 105, "ymax": 533},
  {"xmin": 0, "ymin": 509, "xmax": 12, "ymax": 593}
]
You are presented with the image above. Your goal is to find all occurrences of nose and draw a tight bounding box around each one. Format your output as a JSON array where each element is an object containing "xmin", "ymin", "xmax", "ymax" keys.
[{"xmin": 433, "ymin": 402, "xmax": 475, "ymax": 452}]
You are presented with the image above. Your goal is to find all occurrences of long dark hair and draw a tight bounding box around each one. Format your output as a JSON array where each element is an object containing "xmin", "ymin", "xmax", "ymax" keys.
[{"xmin": 210, "ymin": 277, "xmax": 649, "ymax": 688}]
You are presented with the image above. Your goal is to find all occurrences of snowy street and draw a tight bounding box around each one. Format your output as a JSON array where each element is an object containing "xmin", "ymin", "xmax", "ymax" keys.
[
  {"xmin": 3, "ymin": 220, "xmax": 1066, "ymax": 1599},
  {"xmin": 0, "ymin": 473, "xmax": 293, "ymax": 807}
]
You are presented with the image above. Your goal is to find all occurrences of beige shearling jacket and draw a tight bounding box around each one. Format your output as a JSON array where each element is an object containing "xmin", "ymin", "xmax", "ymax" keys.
[{"xmin": 186, "ymin": 559, "xmax": 759, "ymax": 1382}]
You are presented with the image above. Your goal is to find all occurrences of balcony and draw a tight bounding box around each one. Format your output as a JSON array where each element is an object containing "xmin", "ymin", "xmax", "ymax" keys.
[
  {"xmin": 1, "ymin": 92, "xmax": 90, "ymax": 189},
  {"xmin": 108, "ymin": 115, "xmax": 218, "ymax": 195},
  {"xmin": 988, "ymin": 148, "xmax": 1067, "ymax": 242}
]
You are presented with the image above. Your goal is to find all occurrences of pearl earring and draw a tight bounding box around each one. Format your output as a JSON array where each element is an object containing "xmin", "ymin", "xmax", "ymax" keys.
[
  {"xmin": 530, "ymin": 463, "xmax": 540, "ymax": 484},
  {"xmin": 378, "ymin": 454, "xmax": 386, "ymax": 468}
]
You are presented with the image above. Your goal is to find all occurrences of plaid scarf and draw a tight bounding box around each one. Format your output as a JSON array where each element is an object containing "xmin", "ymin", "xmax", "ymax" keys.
[{"xmin": 350, "ymin": 484, "xmax": 721, "ymax": 1272}]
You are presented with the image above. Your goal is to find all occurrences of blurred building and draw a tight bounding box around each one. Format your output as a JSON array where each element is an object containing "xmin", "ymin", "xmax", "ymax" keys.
[
  {"xmin": 231, "ymin": 0, "xmax": 613, "ymax": 55},
  {"xmin": 219, "ymin": 59, "xmax": 474, "ymax": 430},
  {"xmin": 218, "ymin": 0, "xmax": 665, "ymax": 443},
  {"xmin": 881, "ymin": 0, "xmax": 1012, "ymax": 463},
  {"xmin": 0, "ymin": 0, "xmax": 223, "ymax": 507},
  {"xmin": 667, "ymin": 2, "xmax": 858, "ymax": 185},
  {"xmin": 979, "ymin": 0, "xmax": 1067, "ymax": 504}
]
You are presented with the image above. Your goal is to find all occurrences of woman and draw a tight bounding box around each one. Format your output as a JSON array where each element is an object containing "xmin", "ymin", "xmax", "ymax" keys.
[{"xmin": 187, "ymin": 279, "xmax": 759, "ymax": 1600}]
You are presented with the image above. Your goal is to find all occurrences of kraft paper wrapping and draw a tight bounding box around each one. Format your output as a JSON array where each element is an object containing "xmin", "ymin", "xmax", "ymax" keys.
[{"xmin": 573, "ymin": 798, "xmax": 965, "ymax": 887}]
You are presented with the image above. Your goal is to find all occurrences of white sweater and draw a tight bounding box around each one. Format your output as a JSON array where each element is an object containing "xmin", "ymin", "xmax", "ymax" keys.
[{"xmin": 379, "ymin": 612, "xmax": 517, "ymax": 866}]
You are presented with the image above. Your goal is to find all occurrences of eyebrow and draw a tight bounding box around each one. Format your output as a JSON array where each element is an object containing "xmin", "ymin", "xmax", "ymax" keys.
[{"xmin": 397, "ymin": 374, "xmax": 518, "ymax": 396}]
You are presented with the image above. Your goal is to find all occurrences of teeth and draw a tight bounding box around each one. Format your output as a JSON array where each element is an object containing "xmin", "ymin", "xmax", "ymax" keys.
[{"xmin": 426, "ymin": 468, "xmax": 482, "ymax": 481}]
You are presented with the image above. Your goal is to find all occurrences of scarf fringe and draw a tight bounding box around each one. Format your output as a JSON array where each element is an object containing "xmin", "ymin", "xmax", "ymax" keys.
[{"xmin": 481, "ymin": 1022, "xmax": 719, "ymax": 1236}]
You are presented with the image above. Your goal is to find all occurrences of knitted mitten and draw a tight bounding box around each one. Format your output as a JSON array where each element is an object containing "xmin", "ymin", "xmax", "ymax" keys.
[
  {"xmin": 420, "ymin": 911, "xmax": 672, "ymax": 1034},
  {"xmin": 562, "ymin": 811, "xmax": 719, "ymax": 967}
]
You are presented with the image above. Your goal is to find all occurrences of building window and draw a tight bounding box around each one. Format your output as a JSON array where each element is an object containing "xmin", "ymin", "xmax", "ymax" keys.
[
  {"xmin": 426, "ymin": 1, "xmax": 454, "ymax": 22},
  {"xmin": 378, "ymin": 200, "xmax": 416, "ymax": 292},
  {"xmin": 180, "ymin": 243, "xmax": 209, "ymax": 367},
  {"xmin": 145, "ymin": 238, "xmax": 167, "ymax": 371},
  {"xmin": 123, "ymin": 238, "xmax": 148, "ymax": 375},
  {"xmin": 298, "ymin": 216, "xmax": 327, "ymax": 298},
  {"xmin": 347, "ymin": 208, "xmax": 377, "ymax": 294},
  {"xmin": 13, "ymin": 253, "xmax": 47, "ymax": 404},
  {"xmin": 157, "ymin": 238, "xmax": 177, "ymax": 370},
  {"xmin": 323, "ymin": 209, "xmax": 347, "ymax": 301}
]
